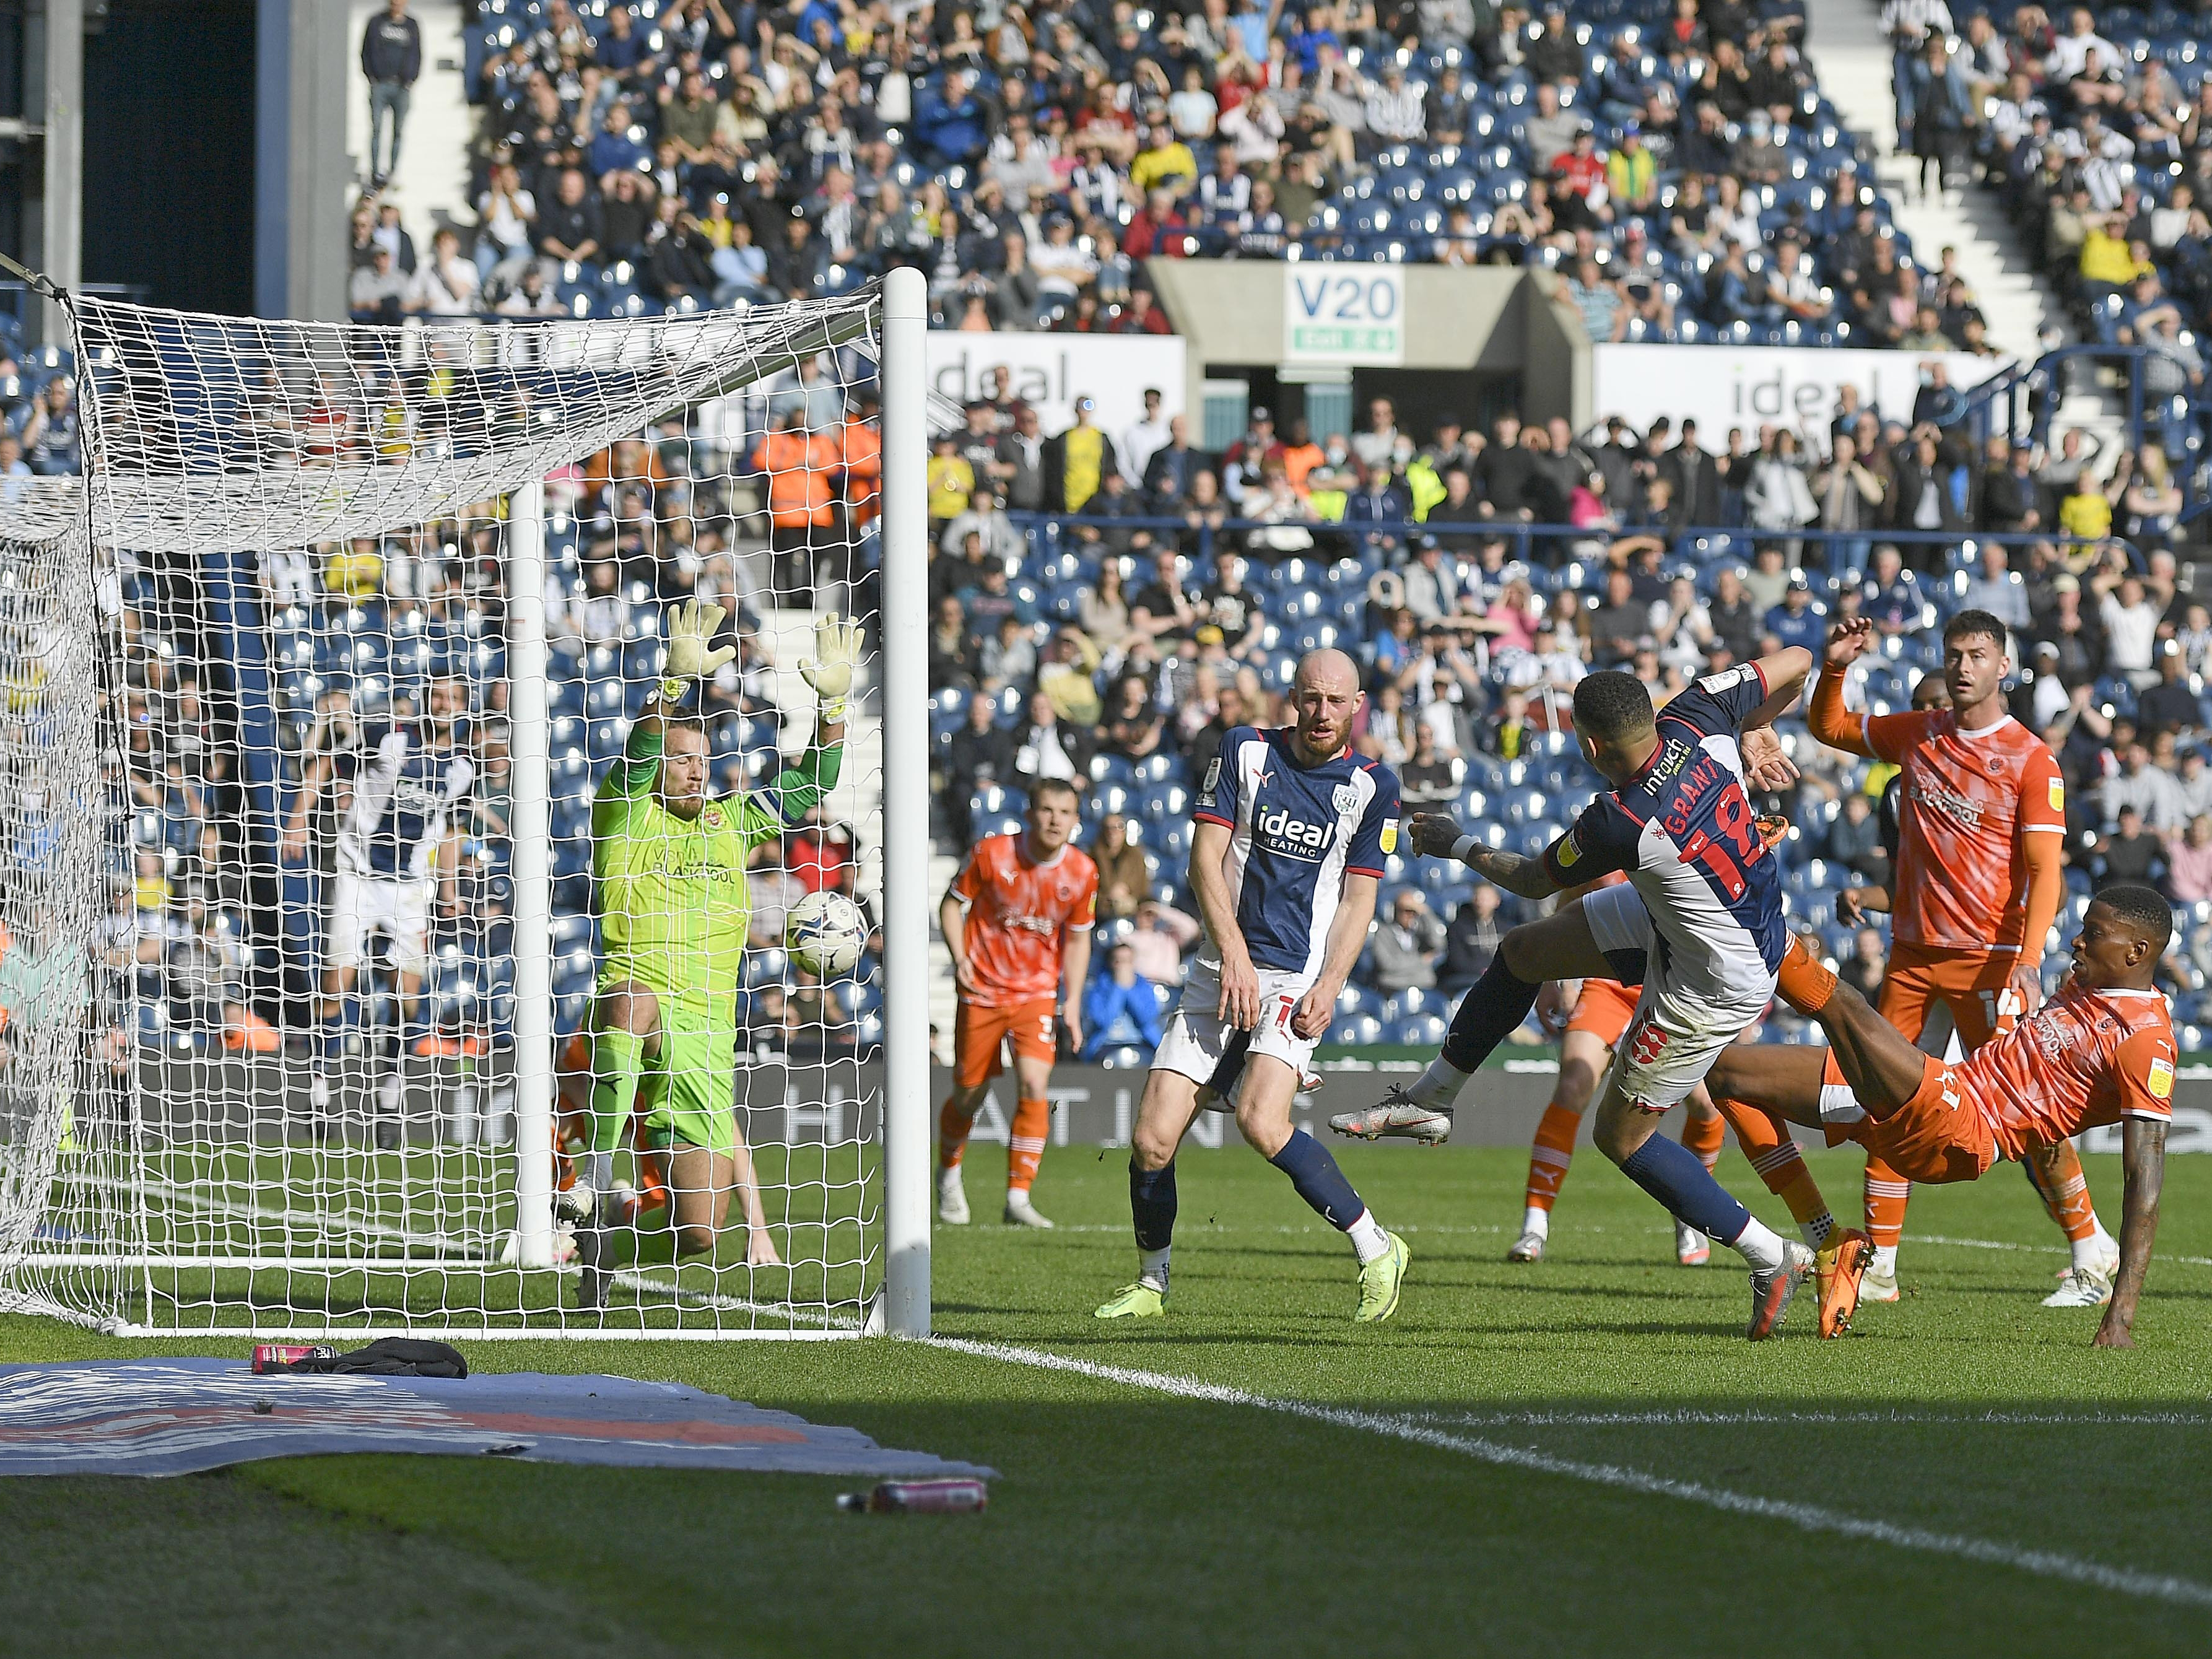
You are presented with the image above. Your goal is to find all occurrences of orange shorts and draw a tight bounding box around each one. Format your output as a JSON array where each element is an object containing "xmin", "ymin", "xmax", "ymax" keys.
[
  {"xmin": 1878, "ymin": 943, "xmax": 2020, "ymax": 1051},
  {"xmin": 954, "ymin": 996, "xmax": 1059, "ymax": 1088},
  {"xmin": 1826, "ymin": 1051, "xmax": 1998, "ymax": 1185},
  {"xmin": 1567, "ymin": 977, "xmax": 1641, "ymax": 1047}
]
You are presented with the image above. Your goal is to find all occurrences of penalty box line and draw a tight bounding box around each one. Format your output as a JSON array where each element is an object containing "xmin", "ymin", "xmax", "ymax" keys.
[{"xmin": 927, "ymin": 1336, "xmax": 2212, "ymax": 1611}]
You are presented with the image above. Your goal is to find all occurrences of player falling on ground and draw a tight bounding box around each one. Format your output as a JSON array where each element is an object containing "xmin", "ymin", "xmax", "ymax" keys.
[
  {"xmin": 1509, "ymin": 907, "xmax": 1742, "ymax": 1268},
  {"xmin": 282, "ymin": 676, "xmax": 476, "ymax": 1146},
  {"xmin": 558, "ymin": 600, "xmax": 859, "ymax": 1310},
  {"xmin": 937, "ymin": 778, "xmax": 1096, "ymax": 1229},
  {"xmin": 551, "ymin": 1027, "xmax": 780, "ymax": 1264},
  {"xmin": 1709, "ymin": 885, "xmax": 2177, "ymax": 1349},
  {"xmin": 1095, "ymin": 649, "xmax": 1411, "ymax": 1323},
  {"xmin": 1331, "ymin": 657, "xmax": 1854, "ymax": 1339},
  {"xmin": 1811, "ymin": 611, "xmax": 2120, "ymax": 1307}
]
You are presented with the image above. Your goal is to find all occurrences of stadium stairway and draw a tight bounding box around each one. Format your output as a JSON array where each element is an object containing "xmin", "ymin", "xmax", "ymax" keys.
[
  {"xmin": 1811, "ymin": 1, "xmax": 2053, "ymax": 360},
  {"xmin": 347, "ymin": 0, "xmax": 477, "ymax": 237},
  {"xmin": 1814, "ymin": 2, "xmax": 2124, "ymax": 448}
]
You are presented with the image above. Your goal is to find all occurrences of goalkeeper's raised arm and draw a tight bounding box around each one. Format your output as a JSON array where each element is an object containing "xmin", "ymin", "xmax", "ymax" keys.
[{"xmin": 565, "ymin": 601, "xmax": 863, "ymax": 1307}]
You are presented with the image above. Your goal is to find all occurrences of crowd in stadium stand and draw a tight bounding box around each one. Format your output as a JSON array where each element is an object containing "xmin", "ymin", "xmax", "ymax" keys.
[
  {"xmin": 326, "ymin": 0, "xmax": 2023, "ymax": 346},
  {"xmin": 927, "ymin": 383, "xmax": 2212, "ymax": 1058}
]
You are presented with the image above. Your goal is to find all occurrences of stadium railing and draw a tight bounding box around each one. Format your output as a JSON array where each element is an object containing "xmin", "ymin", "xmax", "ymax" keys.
[{"xmin": 1003, "ymin": 515, "xmax": 2150, "ymax": 584}]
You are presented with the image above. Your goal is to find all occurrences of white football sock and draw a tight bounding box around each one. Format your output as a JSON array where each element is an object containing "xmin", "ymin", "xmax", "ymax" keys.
[
  {"xmin": 2071, "ymin": 1234, "xmax": 2112, "ymax": 1273},
  {"xmin": 1522, "ymin": 1205, "xmax": 1551, "ymax": 1241},
  {"xmin": 1346, "ymin": 1209, "xmax": 1390, "ymax": 1265},
  {"xmin": 581, "ymin": 1150, "xmax": 612, "ymax": 1196},
  {"xmin": 1801, "ymin": 1213, "xmax": 1834, "ymax": 1248},
  {"xmin": 1871, "ymin": 1244, "xmax": 1898, "ymax": 1278},
  {"xmin": 1731, "ymin": 1216, "xmax": 1787, "ymax": 1272},
  {"xmin": 1407, "ymin": 1055, "xmax": 1473, "ymax": 1110},
  {"xmin": 1139, "ymin": 1246, "xmax": 1170, "ymax": 1292},
  {"xmin": 377, "ymin": 1071, "xmax": 402, "ymax": 1114}
]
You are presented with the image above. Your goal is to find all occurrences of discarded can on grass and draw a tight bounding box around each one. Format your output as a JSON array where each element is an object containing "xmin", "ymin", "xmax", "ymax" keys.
[
  {"xmin": 837, "ymin": 1478, "xmax": 988, "ymax": 1514},
  {"xmin": 251, "ymin": 1344, "xmax": 336, "ymax": 1374}
]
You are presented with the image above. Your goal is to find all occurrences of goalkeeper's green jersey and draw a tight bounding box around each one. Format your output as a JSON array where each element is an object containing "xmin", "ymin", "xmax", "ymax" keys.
[{"xmin": 591, "ymin": 724, "xmax": 842, "ymax": 1003}]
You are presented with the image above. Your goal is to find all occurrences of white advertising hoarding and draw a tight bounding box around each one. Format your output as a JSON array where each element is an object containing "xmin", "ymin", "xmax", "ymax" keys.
[
  {"xmin": 1590, "ymin": 344, "xmax": 2003, "ymax": 442},
  {"xmin": 923, "ymin": 333, "xmax": 1186, "ymax": 442},
  {"xmin": 1283, "ymin": 266, "xmax": 1407, "ymax": 365}
]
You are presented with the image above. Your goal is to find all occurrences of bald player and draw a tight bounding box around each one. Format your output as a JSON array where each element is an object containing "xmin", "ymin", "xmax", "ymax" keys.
[{"xmin": 1094, "ymin": 650, "xmax": 1411, "ymax": 1323}]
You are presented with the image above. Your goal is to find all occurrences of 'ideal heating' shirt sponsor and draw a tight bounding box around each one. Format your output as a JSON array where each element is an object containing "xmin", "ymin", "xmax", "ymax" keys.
[
  {"xmin": 1539, "ymin": 665, "xmax": 1786, "ymax": 999},
  {"xmin": 1191, "ymin": 726, "xmax": 1401, "ymax": 979}
]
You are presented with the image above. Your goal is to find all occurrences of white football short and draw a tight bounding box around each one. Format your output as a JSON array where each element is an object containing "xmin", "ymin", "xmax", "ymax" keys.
[
  {"xmin": 1580, "ymin": 881, "xmax": 1773, "ymax": 1113},
  {"xmin": 1152, "ymin": 959, "xmax": 1322, "ymax": 1091},
  {"xmin": 328, "ymin": 872, "xmax": 433, "ymax": 978}
]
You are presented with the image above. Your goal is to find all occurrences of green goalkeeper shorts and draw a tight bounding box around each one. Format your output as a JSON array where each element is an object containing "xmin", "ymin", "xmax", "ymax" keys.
[{"xmin": 631, "ymin": 997, "xmax": 738, "ymax": 1161}]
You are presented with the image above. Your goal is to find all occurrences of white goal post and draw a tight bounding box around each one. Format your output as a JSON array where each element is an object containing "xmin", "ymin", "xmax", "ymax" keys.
[{"xmin": 0, "ymin": 266, "xmax": 933, "ymax": 1339}]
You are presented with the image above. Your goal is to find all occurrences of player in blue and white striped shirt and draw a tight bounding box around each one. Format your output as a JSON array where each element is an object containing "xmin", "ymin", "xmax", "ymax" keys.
[
  {"xmin": 1333, "ymin": 654, "xmax": 1827, "ymax": 1338},
  {"xmin": 1094, "ymin": 650, "xmax": 1411, "ymax": 1323}
]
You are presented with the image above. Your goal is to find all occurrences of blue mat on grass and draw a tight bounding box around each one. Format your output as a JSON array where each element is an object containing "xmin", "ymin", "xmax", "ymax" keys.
[{"xmin": 0, "ymin": 1359, "xmax": 997, "ymax": 1479}]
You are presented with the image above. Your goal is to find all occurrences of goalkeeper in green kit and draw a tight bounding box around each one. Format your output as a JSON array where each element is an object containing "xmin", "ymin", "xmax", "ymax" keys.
[{"xmin": 558, "ymin": 598, "xmax": 861, "ymax": 1310}]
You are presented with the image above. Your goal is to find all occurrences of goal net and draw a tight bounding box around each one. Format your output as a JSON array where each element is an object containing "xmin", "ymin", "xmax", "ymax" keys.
[{"xmin": 0, "ymin": 273, "xmax": 934, "ymax": 1338}]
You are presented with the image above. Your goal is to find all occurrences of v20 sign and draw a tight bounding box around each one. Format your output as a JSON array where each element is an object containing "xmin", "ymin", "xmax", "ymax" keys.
[{"xmin": 1283, "ymin": 266, "xmax": 1405, "ymax": 366}]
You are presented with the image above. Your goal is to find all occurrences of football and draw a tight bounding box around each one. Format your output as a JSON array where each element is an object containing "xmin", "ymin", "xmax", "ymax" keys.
[{"xmin": 785, "ymin": 890, "xmax": 868, "ymax": 977}]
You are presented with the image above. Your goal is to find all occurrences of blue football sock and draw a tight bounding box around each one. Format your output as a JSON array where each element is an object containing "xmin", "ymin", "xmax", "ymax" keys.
[
  {"xmin": 1268, "ymin": 1129, "xmax": 1366, "ymax": 1230},
  {"xmin": 1618, "ymin": 1132, "xmax": 1752, "ymax": 1245},
  {"xmin": 1441, "ymin": 953, "xmax": 1542, "ymax": 1074},
  {"xmin": 1130, "ymin": 1159, "xmax": 1177, "ymax": 1252}
]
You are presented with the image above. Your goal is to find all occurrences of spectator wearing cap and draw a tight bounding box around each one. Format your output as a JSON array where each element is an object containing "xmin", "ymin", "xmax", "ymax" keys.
[
  {"xmin": 349, "ymin": 244, "xmax": 411, "ymax": 321},
  {"xmin": 1221, "ymin": 406, "xmax": 1279, "ymax": 507}
]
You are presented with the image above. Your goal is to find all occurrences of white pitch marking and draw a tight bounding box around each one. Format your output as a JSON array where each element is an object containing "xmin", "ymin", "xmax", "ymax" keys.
[
  {"xmin": 927, "ymin": 1336, "xmax": 2212, "ymax": 1610},
  {"xmin": 1433, "ymin": 1406, "xmax": 2212, "ymax": 1428},
  {"xmin": 1911, "ymin": 1233, "xmax": 2212, "ymax": 1270}
]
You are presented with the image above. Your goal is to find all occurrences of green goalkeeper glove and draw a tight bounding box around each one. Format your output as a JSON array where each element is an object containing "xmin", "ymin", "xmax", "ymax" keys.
[
  {"xmin": 799, "ymin": 612, "xmax": 863, "ymax": 725},
  {"xmin": 661, "ymin": 599, "xmax": 736, "ymax": 700}
]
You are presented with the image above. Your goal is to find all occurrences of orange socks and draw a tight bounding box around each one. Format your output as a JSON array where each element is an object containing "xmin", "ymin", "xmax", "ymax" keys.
[
  {"xmin": 1863, "ymin": 1153, "xmax": 1911, "ymax": 1250},
  {"xmin": 1776, "ymin": 934, "xmax": 1837, "ymax": 1016},
  {"xmin": 1709, "ymin": 1090, "xmax": 1835, "ymax": 1242},
  {"xmin": 1523, "ymin": 1103, "xmax": 1581, "ymax": 1211},
  {"xmin": 938, "ymin": 1096, "xmax": 972, "ymax": 1170},
  {"xmin": 1008, "ymin": 1096, "xmax": 1050, "ymax": 1193},
  {"xmin": 2034, "ymin": 1139, "xmax": 2101, "ymax": 1242},
  {"xmin": 1681, "ymin": 1107, "xmax": 1725, "ymax": 1170}
]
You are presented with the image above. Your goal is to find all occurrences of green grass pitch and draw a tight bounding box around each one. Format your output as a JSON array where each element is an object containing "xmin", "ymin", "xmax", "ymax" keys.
[{"xmin": 5, "ymin": 1142, "xmax": 2211, "ymax": 1657}]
